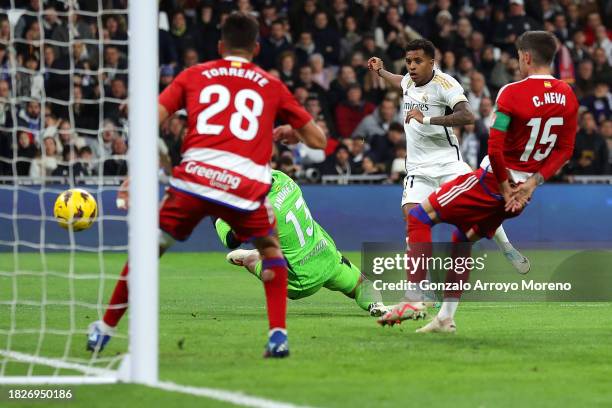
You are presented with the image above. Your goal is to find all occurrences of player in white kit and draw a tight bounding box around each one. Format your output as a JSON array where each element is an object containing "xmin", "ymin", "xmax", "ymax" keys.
[{"xmin": 368, "ymin": 39, "xmax": 530, "ymax": 282}]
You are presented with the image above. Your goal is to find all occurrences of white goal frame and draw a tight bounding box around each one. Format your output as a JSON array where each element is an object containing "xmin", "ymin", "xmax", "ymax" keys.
[{"xmin": 0, "ymin": 1, "xmax": 159, "ymax": 385}]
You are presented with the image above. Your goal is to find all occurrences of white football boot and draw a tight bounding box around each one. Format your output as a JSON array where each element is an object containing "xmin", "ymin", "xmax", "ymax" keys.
[{"xmin": 226, "ymin": 249, "xmax": 259, "ymax": 266}]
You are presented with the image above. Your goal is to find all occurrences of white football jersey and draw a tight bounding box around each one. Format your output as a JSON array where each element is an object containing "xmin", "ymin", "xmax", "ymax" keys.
[{"xmin": 401, "ymin": 69, "xmax": 468, "ymax": 176}]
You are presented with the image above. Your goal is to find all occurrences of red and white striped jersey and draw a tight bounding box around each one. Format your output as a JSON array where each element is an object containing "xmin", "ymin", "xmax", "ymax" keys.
[{"xmin": 159, "ymin": 56, "xmax": 312, "ymax": 211}]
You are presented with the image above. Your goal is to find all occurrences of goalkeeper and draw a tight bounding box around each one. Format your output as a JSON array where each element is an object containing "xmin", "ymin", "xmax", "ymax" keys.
[{"xmin": 216, "ymin": 169, "xmax": 387, "ymax": 316}]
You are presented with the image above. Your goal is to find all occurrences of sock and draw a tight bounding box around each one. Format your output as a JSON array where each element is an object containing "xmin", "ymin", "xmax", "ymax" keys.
[
  {"xmin": 438, "ymin": 297, "xmax": 459, "ymax": 320},
  {"xmin": 444, "ymin": 229, "xmax": 472, "ymax": 299},
  {"xmin": 354, "ymin": 279, "xmax": 383, "ymax": 312},
  {"xmin": 493, "ymin": 226, "xmax": 513, "ymax": 252},
  {"xmin": 261, "ymin": 257, "xmax": 288, "ymax": 330},
  {"xmin": 406, "ymin": 205, "xmax": 433, "ymax": 289},
  {"xmin": 103, "ymin": 263, "xmax": 129, "ymax": 328}
]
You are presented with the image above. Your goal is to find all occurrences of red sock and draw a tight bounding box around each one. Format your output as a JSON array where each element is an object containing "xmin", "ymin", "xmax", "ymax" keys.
[
  {"xmin": 406, "ymin": 210, "xmax": 432, "ymax": 284},
  {"xmin": 103, "ymin": 263, "xmax": 129, "ymax": 327},
  {"xmin": 261, "ymin": 257, "xmax": 288, "ymax": 330},
  {"xmin": 445, "ymin": 229, "xmax": 472, "ymax": 298}
]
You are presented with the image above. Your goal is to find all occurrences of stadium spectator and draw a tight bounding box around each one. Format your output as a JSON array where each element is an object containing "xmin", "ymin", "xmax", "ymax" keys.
[
  {"xmin": 297, "ymin": 65, "xmax": 327, "ymax": 104},
  {"xmin": 73, "ymin": 85, "xmax": 100, "ymax": 134},
  {"xmin": 570, "ymin": 112, "xmax": 609, "ymax": 175},
  {"xmin": 403, "ymin": 0, "xmax": 429, "ymax": 39},
  {"xmin": 181, "ymin": 48, "xmax": 199, "ymax": 70},
  {"xmin": 321, "ymin": 144, "xmax": 353, "ymax": 179},
  {"xmin": 189, "ymin": 4, "xmax": 220, "ymax": 63},
  {"xmin": 575, "ymin": 59, "xmax": 595, "ymax": 99},
  {"xmin": 594, "ymin": 26, "xmax": 612, "ymax": 65},
  {"xmin": 328, "ymin": 65, "xmax": 357, "ymax": 108},
  {"xmin": 18, "ymin": 100, "xmax": 41, "ymax": 138},
  {"xmin": 15, "ymin": 56, "xmax": 43, "ymax": 99},
  {"xmin": 16, "ymin": 131, "xmax": 36, "ymax": 176},
  {"xmin": 2, "ymin": 0, "xmax": 611, "ymax": 184},
  {"xmin": 474, "ymin": 96, "xmax": 494, "ymax": 164},
  {"xmin": 103, "ymin": 137, "xmax": 128, "ymax": 176},
  {"xmin": 388, "ymin": 143, "xmax": 407, "ymax": 183},
  {"xmin": 77, "ymin": 146, "xmax": 97, "ymax": 177},
  {"xmin": 339, "ymin": 16, "xmax": 362, "ymax": 62},
  {"xmin": 367, "ymin": 122, "xmax": 404, "ymax": 168},
  {"xmin": 57, "ymin": 121, "xmax": 88, "ymax": 153},
  {"xmin": 104, "ymin": 78, "xmax": 128, "ymax": 121},
  {"xmin": 351, "ymin": 98, "xmax": 399, "ymax": 142},
  {"xmin": 460, "ymin": 124, "xmax": 480, "ymax": 169},
  {"xmin": 601, "ymin": 120, "xmax": 612, "ymax": 167},
  {"xmin": 258, "ymin": 19, "xmax": 292, "ymax": 70},
  {"xmin": 592, "ymin": 47, "xmax": 612, "ymax": 85},
  {"xmin": 29, "ymin": 135, "xmax": 60, "ymax": 177},
  {"xmin": 51, "ymin": 144, "xmax": 79, "ymax": 179},
  {"xmin": 278, "ymin": 51, "xmax": 297, "ymax": 90},
  {"xmin": 294, "ymin": 31, "xmax": 319, "ymax": 67},
  {"xmin": 159, "ymin": 65, "xmax": 175, "ymax": 92},
  {"xmin": 499, "ymin": 0, "xmax": 540, "ymax": 52},
  {"xmin": 581, "ymin": 82, "xmax": 612, "ymax": 124},
  {"xmin": 105, "ymin": 15, "xmax": 128, "ymax": 54},
  {"xmin": 360, "ymin": 155, "xmax": 384, "ymax": 176},
  {"xmin": 162, "ymin": 115, "xmax": 185, "ymax": 167},
  {"xmin": 309, "ymin": 53, "xmax": 334, "ymax": 90},
  {"xmin": 334, "ymin": 84, "xmax": 375, "ymax": 139},
  {"xmin": 467, "ymin": 71, "xmax": 490, "ymax": 115}
]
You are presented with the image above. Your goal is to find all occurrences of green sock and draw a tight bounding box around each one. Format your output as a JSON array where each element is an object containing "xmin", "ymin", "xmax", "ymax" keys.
[{"xmin": 354, "ymin": 279, "xmax": 383, "ymax": 311}]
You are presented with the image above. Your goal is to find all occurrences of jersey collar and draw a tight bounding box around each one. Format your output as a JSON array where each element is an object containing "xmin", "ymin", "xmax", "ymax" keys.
[
  {"xmin": 224, "ymin": 56, "xmax": 250, "ymax": 63},
  {"xmin": 528, "ymin": 74, "xmax": 555, "ymax": 79},
  {"xmin": 415, "ymin": 69, "xmax": 436, "ymax": 88}
]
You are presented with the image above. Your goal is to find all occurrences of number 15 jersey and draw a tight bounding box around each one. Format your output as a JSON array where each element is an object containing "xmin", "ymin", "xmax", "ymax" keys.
[
  {"xmin": 482, "ymin": 74, "xmax": 578, "ymax": 182},
  {"xmin": 159, "ymin": 56, "xmax": 312, "ymax": 211}
]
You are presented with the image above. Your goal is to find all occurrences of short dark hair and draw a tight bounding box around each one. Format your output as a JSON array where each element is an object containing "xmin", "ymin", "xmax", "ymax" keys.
[
  {"xmin": 516, "ymin": 31, "xmax": 558, "ymax": 66},
  {"xmin": 221, "ymin": 12, "xmax": 259, "ymax": 52},
  {"xmin": 389, "ymin": 122, "xmax": 404, "ymax": 133},
  {"xmin": 405, "ymin": 39, "xmax": 436, "ymax": 59}
]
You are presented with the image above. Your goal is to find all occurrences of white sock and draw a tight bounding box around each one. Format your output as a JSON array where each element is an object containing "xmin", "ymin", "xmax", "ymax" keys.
[
  {"xmin": 437, "ymin": 298, "xmax": 459, "ymax": 320},
  {"xmin": 269, "ymin": 328, "xmax": 287, "ymax": 336},
  {"xmin": 493, "ymin": 226, "xmax": 513, "ymax": 252}
]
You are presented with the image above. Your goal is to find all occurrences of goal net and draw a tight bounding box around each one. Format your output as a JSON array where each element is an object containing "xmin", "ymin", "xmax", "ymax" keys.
[{"xmin": 0, "ymin": 0, "xmax": 158, "ymax": 384}]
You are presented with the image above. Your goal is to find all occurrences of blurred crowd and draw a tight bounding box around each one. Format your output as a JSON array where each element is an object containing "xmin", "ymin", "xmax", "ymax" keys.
[{"xmin": 0, "ymin": 0, "xmax": 610, "ymax": 184}]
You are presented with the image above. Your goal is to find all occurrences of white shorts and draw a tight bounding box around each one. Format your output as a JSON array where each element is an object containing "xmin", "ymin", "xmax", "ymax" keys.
[{"xmin": 401, "ymin": 161, "xmax": 473, "ymax": 206}]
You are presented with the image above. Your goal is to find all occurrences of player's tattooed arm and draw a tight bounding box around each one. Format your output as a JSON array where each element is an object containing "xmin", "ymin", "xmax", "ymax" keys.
[
  {"xmin": 429, "ymin": 101, "xmax": 475, "ymax": 126},
  {"xmin": 505, "ymin": 172, "xmax": 544, "ymax": 212}
]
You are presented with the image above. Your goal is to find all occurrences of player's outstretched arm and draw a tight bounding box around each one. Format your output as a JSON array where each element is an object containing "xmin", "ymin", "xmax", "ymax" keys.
[
  {"xmin": 368, "ymin": 57, "xmax": 402, "ymax": 89},
  {"xmin": 274, "ymin": 121, "xmax": 327, "ymax": 150}
]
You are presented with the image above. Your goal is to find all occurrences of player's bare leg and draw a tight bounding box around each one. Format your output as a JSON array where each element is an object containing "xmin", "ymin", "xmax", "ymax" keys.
[
  {"xmin": 493, "ymin": 226, "xmax": 530, "ymax": 274},
  {"xmin": 252, "ymin": 234, "xmax": 290, "ymax": 358}
]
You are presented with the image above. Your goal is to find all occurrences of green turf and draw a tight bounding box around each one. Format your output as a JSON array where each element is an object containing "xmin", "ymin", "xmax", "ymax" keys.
[{"xmin": 1, "ymin": 251, "xmax": 611, "ymax": 407}]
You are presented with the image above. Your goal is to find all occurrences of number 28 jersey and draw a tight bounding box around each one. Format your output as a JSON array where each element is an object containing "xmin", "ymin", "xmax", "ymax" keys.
[
  {"xmin": 483, "ymin": 75, "xmax": 578, "ymax": 182},
  {"xmin": 159, "ymin": 56, "xmax": 312, "ymax": 211}
]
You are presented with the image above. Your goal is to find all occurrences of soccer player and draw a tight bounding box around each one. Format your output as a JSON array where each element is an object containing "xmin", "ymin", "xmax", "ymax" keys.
[
  {"xmin": 379, "ymin": 31, "xmax": 578, "ymax": 332},
  {"xmin": 367, "ymin": 39, "xmax": 529, "ymax": 307},
  {"xmin": 87, "ymin": 13, "xmax": 326, "ymax": 358},
  {"xmin": 216, "ymin": 169, "xmax": 388, "ymax": 316}
]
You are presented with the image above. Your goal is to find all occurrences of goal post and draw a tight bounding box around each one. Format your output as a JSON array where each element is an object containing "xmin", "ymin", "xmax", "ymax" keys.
[
  {"xmin": 0, "ymin": 0, "xmax": 159, "ymax": 385},
  {"xmin": 127, "ymin": 0, "xmax": 159, "ymax": 386}
]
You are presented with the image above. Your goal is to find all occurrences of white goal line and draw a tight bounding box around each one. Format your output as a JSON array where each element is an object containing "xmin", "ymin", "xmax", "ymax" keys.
[
  {"xmin": 0, "ymin": 350, "xmax": 118, "ymax": 380},
  {"xmin": 152, "ymin": 381, "xmax": 317, "ymax": 408}
]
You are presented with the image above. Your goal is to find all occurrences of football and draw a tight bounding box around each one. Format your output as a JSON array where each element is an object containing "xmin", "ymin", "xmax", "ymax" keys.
[{"xmin": 53, "ymin": 188, "xmax": 98, "ymax": 231}]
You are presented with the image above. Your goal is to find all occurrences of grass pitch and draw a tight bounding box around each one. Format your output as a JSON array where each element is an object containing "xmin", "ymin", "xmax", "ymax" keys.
[{"xmin": 1, "ymin": 251, "xmax": 611, "ymax": 407}]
